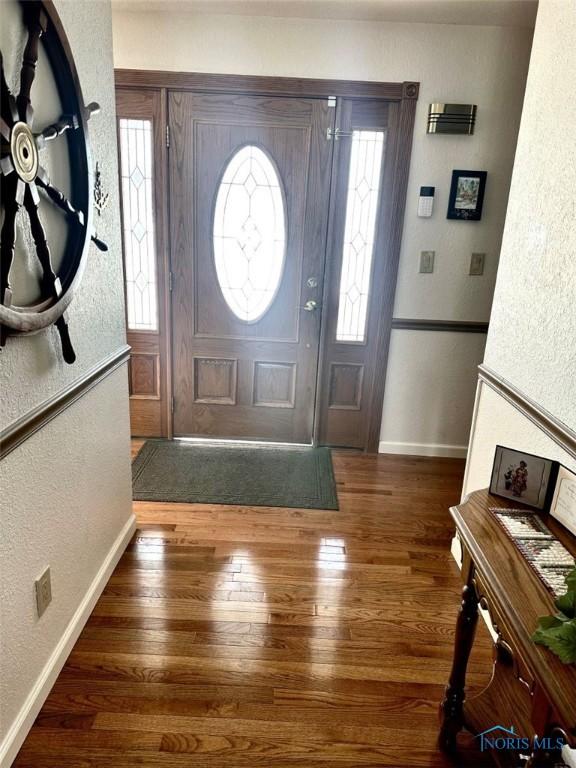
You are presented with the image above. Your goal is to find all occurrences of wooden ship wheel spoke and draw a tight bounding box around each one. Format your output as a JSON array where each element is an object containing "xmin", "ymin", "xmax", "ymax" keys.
[{"xmin": 0, "ymin": 0, "xmax": 106, "ymax": 364}]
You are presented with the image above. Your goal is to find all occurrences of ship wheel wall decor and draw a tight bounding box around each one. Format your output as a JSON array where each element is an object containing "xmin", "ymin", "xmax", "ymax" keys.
[{"xmin": 0, "ymin": 0, "xmax": 107, "ymax": 364}]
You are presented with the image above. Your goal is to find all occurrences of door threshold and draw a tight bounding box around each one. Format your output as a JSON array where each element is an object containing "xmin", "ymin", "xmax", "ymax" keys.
[{"xmin": 174, "ymin": 437, "xmax": 314, "ymax": 449}]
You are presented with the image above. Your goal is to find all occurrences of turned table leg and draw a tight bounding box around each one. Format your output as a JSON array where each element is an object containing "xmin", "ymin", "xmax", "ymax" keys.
[{"xmin": 439, "ymin": 579, "xmax": 479, "ymax": 751}]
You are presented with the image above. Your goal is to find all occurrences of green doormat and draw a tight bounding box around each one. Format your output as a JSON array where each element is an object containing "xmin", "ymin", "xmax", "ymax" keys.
[{"xmin": 132, "ymin": 440, "xmax": 339, "ymax": 510}]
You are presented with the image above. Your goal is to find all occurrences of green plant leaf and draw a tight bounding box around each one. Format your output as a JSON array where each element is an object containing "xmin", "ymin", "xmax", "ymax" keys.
[
  {"xmin": 532, "ymin": 567, "xmax": 576, "ymax": 664},
  {"xmin": 555, "ymin": 590, "xmax": 576, "ymax": 618},
  {"xmin": 565, "ymin": 567, "xmax": 576, "ymax": 594},
  {"xmin": 535, "ymin": 614, "xmax": 565, "ymax": 630},
  {"xmin": 533, "ymin": 616, "xmax": 561, "ymax": 644},
  {"xmin": 541, "ymin": 621, "xmax": 576, "ymax": 664}
]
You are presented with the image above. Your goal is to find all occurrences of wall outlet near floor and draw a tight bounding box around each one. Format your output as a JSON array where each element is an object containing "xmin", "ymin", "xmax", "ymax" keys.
[
  {"xmin": 470, "ymin": 252, "xmax": 486, "ymax": 275},
  {"xmin": 419, "ymin": 250, "xmax": 435, "ymax": 273},
  {"xmin": 35, "ymin": 567, "xmax": 52, "ymax": 618}
]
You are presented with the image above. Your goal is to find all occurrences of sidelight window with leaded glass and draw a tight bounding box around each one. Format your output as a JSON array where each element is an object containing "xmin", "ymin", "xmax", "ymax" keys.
[
  {"xmin": 118, "ymin": 118, "xmax": 159, "ymax": 332},
  {"xmin": 335, "ymin": 130, "xmax": 386, "ymax": 343}
]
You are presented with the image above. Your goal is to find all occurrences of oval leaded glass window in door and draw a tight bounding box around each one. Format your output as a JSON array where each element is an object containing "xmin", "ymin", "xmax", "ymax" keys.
[{"xmin": 213, "ymin": 145, "xmax": 286, "ymax": 323}]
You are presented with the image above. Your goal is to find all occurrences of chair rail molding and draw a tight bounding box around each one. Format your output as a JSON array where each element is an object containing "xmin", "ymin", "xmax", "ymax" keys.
[
  {"xmin": 392, "ymin": 318, "xmax": 489, "ymax": 333},
  {"xmin": 0, "ymin": 345, "xmax": 131, "ymax": 460},
  {"xmin": 478, "ymin": 364, "xmax": 576, "ymax": 461}
]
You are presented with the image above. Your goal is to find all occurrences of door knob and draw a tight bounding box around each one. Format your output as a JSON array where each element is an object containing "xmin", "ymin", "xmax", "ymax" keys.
[{"xmin": 303, "ymin": 300, "xmax": 318, "ymax": 312}]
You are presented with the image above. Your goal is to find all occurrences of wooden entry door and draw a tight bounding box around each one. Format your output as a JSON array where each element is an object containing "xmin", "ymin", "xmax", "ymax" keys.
[{"xmin": 169, "ymin": 93, "xmax": 334, "ymax": 442}]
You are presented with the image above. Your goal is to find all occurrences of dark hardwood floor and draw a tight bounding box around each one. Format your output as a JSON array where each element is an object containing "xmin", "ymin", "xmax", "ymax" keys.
[{"xmin": 14, "ymin": 442, "xmax": 494, "ymax": 767}]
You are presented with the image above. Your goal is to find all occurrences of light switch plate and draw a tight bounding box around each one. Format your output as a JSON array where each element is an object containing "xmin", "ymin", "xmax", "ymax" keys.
[
  {"xmin": 470, "ymin": 252, "xmax": 485, "ymax": 276},
  {"xmin": 419, "ymin": 250, "xmax": 435, "ymax": 273},
  {"xmin": 35, "ymin": 567, "xmax": 52, "ymax": 618}
]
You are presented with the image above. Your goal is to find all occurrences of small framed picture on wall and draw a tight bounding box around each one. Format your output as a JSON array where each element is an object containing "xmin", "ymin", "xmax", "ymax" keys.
[
  {"xmin": 447, "ymin": 170, "xmax": 487, "ymax": 221},
  {"xmin": 489, "ymin": 445, "xmax": 558, "ymax": 511}
]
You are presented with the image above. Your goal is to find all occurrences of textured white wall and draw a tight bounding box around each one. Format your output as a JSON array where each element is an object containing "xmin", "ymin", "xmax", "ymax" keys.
[
  {"xmin": 0, "ymin": 0, "xmax": 132, "ymax": 760},
  {"xmin": 112, "ymin": 10, "xmax": 533, "ymax": 453},
  {"xmin": 481, "ymin": 1, "xmax": 576, "ymax": 431},
  {"xmin": 465, "ymin": 0, "xmax": 576, "ymax": 495},
  {"xmin": 465, "ymin": 383, "xmax": 576, "ymax": 494},
  {"xmin": 0, "ymin": 1, "xmax": 127, "ymax": 428},
  {"xmin": 0, "ymin": 368, "xmax": 133, "ymax": 753},
  {"xmin": 447, "ymin": 9, "xmax": 575, "ymax": 764},
  {"xmin": 380, "ymin": 330, "xmax": 486, "ymax": 455}
]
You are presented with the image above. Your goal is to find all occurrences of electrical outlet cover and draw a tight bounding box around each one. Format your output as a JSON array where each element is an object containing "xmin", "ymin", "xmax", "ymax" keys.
[
  {"xmin": 470, "ymin": 252, "xmax": 486, "ymax": 276},
  {"xmin": 35, "ymin": 568, "xmax": 52, "ymax": 618},
  {"xmin": 419, "ymin": 250, "xmax": 435, "ymax": 274}
]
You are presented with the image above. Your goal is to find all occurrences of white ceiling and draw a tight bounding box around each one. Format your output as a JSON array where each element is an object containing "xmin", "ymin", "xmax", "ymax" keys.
[{"xmin": 111, "ymin": 0, "xmax": 538, "ymax": 28}]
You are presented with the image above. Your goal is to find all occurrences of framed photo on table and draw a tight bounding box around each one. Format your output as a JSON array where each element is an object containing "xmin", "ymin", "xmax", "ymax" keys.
[
  {"xmin": 549, "ymin": 464, "xmax": 576, "ymax": 536},
  {"xmin": 447, "ymin": 170, "xmax": 487, "ymax": 220},
  {"xmin": 489, "ymin": 445, "xmax": 558, "ymax": 511}
]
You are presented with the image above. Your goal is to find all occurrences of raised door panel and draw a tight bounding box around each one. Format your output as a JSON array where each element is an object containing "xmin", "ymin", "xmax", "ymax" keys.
[
  {"xmin": 328, "ymin": 363, "xmax": 364, "ymax": 410},
  {"xmin": 194, "ymin": 358, "xmax": 238, "ymax": 405},
  {"xmin": 253, "ymin": 362, "xmax": 296, "ymax": 408},
  {"xmin": 129, "ymin": 353, "xmax": 160, "ymax": 399}
]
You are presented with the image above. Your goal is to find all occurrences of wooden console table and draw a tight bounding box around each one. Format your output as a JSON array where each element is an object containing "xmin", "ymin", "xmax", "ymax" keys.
[{"xmin": 439, "ymin": 489, "xmax": 576, "ymax": 767}]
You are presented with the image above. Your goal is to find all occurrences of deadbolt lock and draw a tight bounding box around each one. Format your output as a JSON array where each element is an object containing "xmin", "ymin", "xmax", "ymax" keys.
[{"xmin": 306, "ymin": 277, "xmax": 318, "ymax": 288}]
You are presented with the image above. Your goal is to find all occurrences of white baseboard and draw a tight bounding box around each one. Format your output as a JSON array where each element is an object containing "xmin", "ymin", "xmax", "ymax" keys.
[
  {"xmin": 378, "ymin": 441, "xmax": 468, "ymax": 459},
  {"xmin": 0, "ymin": 514, "xmax": 136, "ymax": 768}
]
